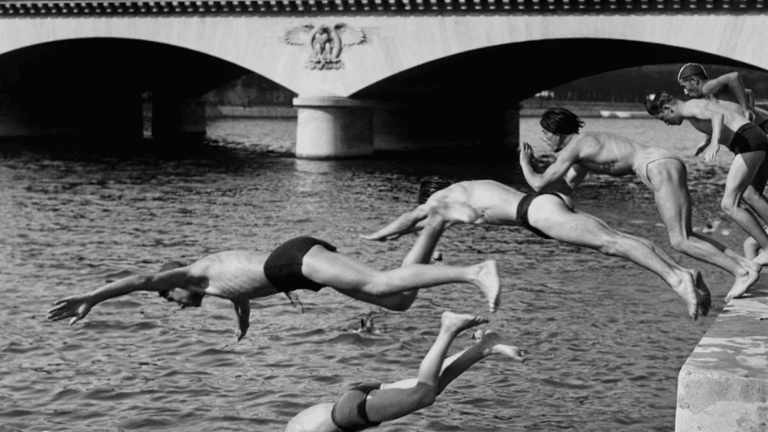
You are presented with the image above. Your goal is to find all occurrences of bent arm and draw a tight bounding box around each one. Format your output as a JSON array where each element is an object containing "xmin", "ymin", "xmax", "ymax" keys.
[
  {"xmin": 704, "ymin": 72, "xmax": 750, "ymax": 114},
  {"xmin": 520, "ymin": 143, "xmax": 578, "ymax": 192},
  {"xmin": 688, "ymin": 105, "xmax": 724, "ymax": 147}
]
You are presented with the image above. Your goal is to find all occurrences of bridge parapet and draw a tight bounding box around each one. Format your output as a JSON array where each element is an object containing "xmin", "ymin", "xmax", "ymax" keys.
[{"xmin": 1, "ymin": 0, "xmax": 766, "ymax": 16}]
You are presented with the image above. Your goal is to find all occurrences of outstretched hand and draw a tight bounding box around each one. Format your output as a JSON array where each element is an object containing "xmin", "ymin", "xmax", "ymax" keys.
[{"xmin": 47, "ymin": 295, "xmax": 94, "ymax": 325}]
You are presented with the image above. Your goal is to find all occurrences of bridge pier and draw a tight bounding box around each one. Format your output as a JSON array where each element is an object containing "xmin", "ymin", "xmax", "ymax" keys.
[
  {"xmin": 293, "ymin": 97, "xmax": 374, "ymax": 159},
  {"xmin": 151, "ymin": 94, "xmax": 206, "ymax": 141}
]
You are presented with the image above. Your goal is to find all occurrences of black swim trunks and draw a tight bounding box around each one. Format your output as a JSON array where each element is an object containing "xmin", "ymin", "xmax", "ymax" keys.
[
  {"xmin": 517, "ymin": 192, "xmax": 566, "ymax": 240},
  {"xmin": 263, "ymin": 236, "xmax": 337, "ymax": 293},
  {"xmin": 331, "ymin": 382, "xmax": 382, "ymax": 432},
  {"xmin": 728, "ymin": 123, "xmax": 768, "ymax": 154}
]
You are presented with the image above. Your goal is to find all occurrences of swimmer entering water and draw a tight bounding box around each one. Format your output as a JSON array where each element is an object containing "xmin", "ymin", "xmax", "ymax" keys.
[
  {"xmin": 362, "ymin": 179, "xmax": 710, "ymax": 321},
  {"xmin": 284, "ymin": 311, "xmax": 524, "ymax": 432},
  {"xmin": 520, "ymin": 107, "xmax": 759, "ymax": 303},
  {"xmin": 46, "ymin": 236, "xmax": 501, "ymax": 341}
]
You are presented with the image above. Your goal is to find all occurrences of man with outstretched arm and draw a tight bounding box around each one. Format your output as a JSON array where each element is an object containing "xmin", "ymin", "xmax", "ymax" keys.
[{"xmin": 47, "ymin": 236, "xmax": 501, "ymax": 341}]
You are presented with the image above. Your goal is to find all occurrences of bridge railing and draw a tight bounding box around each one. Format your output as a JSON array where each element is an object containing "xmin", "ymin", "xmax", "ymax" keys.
[{"xmin": 0, "ymin": 0, "xmax": 766, "ymax": 15}]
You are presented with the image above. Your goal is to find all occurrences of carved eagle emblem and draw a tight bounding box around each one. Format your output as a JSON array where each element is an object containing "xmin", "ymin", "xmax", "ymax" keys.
[{"xmin": 283, "ymin": 23, "xmax": 367, "ymax": 70}]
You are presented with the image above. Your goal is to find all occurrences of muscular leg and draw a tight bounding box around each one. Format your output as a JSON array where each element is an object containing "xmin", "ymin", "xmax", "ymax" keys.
[
  {"xmin": 382, "ymin": 329, "xmax": 525, "ymax": 394},
  {"xmin": 362, "ymin": 312, "xmax": 488, "ymax": 423},
  {"xmin": 528, "ymin": 195, "xmax": 707, "ymax": 320},
  {"xmin": 648, "ymin": 161, "xmax": 759, "ymax": 301},
  {"xmin": 721, "ymin": 152, "xmax": 768, "ymax": 265},
  {"xmin": 301, "ymin": 247, "xmax": 501, "ymax": 312}
]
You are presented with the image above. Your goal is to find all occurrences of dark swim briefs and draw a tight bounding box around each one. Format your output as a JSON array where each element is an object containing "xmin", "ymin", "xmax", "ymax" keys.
[
  {"xmin": 517, "ymin": 191, "xmax": 567, "ymax": 240},
  {"xmin": 263, "ymin": 236, "xmax": 337, "ymax": 293},
  {"xmin": 331, "ymin": 382, "xmax": 383, "ymax": 432},
  {"xmin": 728, "ymin": 123, "xmax": 768, "ymax": 154}
]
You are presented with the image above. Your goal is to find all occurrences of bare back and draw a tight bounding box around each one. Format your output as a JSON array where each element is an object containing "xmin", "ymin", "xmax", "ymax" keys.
[
  {"xmin": 710, "ymin": 96, "xmax": 768, "ymax": 126},
  {"xmin": 427, "ymin": 180, "xmax": 525, "ymax": 226},
  {"xmin": 564, "ymin": 132, "xmax": 649, "ymax": 177},
  {"xmin": 185, "ymin": 250, "xmax": 276, "ymax": 300},
  {"xmin": 684, "ymin": 99, "xmax": 749, "ymax": 142}
]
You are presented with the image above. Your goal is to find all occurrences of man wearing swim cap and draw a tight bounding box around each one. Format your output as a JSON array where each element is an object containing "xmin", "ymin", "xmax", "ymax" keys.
[
  {"xmin": 519, "ymin": 107, "xmax": 759, "ymax": 302},
  {"xmin": 646, "ymin": 91, "xmax": 768, "ymax": 271},
  {"xmin": 361, "ymin": 178, "xmax": 710, "ymax": 321},
  {"xmin": 677, "ymin": 63, "xmax": 768, "ymax": 126},
  {"xmin": 677, "ymin": 63, "xmax": 768, "ymax": 265}
]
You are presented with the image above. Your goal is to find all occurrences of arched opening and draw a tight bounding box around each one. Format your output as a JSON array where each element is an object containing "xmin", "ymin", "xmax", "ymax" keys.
[{"xmin": 0, "ymin": 38, "xmax": 254, "ymax": 143}]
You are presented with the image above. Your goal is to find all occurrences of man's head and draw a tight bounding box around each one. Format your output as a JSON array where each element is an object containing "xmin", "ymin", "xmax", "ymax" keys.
[
  {"xmin": 645, "ymin": 92, "xmax": 685, "ymax": 126},
  {"xmin": 539, "ymin": 108, "xmax": 584, "ymax": 152},
  {"xmin": 157, "ymin": 261, "xmax": 204, "ymax": 308},
  {"xmin": 677, "ymin": 63, "xmax": 709, "ymax": 97}
]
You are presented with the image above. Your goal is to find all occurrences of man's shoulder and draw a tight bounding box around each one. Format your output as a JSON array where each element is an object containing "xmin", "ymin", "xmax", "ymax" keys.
[{"xmin": 570, "ymin": 132, "xmax": 609, "ymax": 152}]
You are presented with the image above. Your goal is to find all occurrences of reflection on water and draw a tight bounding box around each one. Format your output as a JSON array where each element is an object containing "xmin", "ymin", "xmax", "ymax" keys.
[{"xmin": 0, "ymin": 117, "xmax": 748, "ymax": 431}]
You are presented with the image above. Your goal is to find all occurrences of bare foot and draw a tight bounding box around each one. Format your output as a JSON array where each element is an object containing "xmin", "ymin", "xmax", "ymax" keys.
[
  {"xmin": 672, "ymin": 271, "xmax": 702, "ymax": 321},
  {"xmin": 441, "ymin": 311, "xmax": 488, "ymax": 336},
  {"xmin": 473, "ymin": 330, "xmax": 525, "ymax": 362},
  {"xmin": 359, "ymin": 233, "xmax": 386, "ymax": 241},
  {"xmin": 474, "ymin": 260, "xmax": 501, "ymax": 313},
  {"xmin": 725, "ymin": 263, "xmax": 760, "ymax": 303}
]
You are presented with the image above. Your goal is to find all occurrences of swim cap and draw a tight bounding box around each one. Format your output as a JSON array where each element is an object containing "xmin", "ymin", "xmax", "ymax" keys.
[{"xmin": 678, "ymin": 63, "xmax": 708, "ymax": 81}]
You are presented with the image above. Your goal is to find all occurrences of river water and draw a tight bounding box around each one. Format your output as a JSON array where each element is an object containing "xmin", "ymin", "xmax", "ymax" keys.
[{"xmin": 0, "ymin": 116, "xmax": 748, "ymax": 431}]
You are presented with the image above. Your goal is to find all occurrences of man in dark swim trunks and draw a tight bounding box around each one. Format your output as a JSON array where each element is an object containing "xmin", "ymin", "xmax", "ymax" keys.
[
  {"xmin": 646, "ymin": 91, "xmax": 768, "ymax": 270},
  {"xmin": 46, "ymin": 236, "xmax": 501, "ymax": 341},
  {"xmin": 675, "ymin": 63, "xmax": 768, "ymax": 278},
  {"xmin": 519, "ymin": 107, "xmax": 759, "ymax": 303},
  {"xmin": 284, "ymin": 310, "xmax": 524, "ymax": 432},
  {"xmin": 361, "ymin": 178, "xmax": 710, "ymax": 321}
]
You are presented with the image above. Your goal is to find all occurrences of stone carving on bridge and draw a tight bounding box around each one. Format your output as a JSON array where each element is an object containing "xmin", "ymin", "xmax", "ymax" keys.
[{"xmin": 283, "ymin": 23, "xmax": 367, "ymax": 70}]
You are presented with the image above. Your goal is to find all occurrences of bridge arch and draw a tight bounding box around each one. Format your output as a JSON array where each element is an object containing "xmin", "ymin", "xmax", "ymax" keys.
[
  {"xmin": 352, "ymin": 37, "xmax": 760, "ymax": 104},
  {"xmin": 1, "ymin": 10, "xmax": 767, "ymax": 98}
]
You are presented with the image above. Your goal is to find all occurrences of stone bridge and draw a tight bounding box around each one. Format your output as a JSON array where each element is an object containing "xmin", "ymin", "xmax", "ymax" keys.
[{"xmin": 1, "ymin": 0, "xmax": 767, "ymax": 156}]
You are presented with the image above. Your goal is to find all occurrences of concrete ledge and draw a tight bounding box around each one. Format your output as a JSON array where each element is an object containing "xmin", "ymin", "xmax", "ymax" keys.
[{"xmin": 676, "ymin": 287, "xmax": 768, "ymax": 432}]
